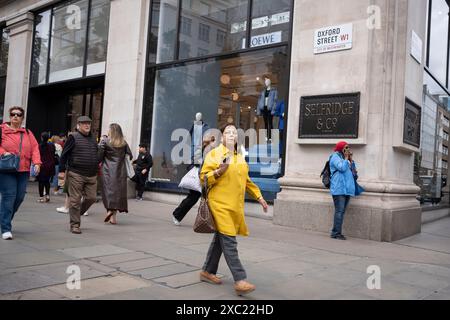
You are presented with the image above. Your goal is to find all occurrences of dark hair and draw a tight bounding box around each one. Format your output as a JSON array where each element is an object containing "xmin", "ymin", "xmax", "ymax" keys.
[
  {"xmin": 8, "ymin": 106, "xmax": 25, "ymax": 117},
  {"xmin": 139, "ymin": 143, "xmax": 147, "ymax": 149},
  {"xmin": 40, "ymin": 131, "xmax": 50, "ymax": 147}
]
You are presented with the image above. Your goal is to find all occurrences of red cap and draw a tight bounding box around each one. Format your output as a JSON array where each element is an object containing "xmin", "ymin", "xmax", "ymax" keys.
[{"xmin": 334, "ymin": 141, "xmax": 348, "ymax": 152}]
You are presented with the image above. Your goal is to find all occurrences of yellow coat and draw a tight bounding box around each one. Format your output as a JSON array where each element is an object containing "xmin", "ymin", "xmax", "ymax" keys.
[{"xmin": 200, "ymin": 144, "xmax": 262, "ymax": 237}]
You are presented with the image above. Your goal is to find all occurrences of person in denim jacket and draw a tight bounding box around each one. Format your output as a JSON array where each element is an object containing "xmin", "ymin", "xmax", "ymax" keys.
[{"xmin": 329, "ymin": 141, "xmax": 355, "ymax": 240}]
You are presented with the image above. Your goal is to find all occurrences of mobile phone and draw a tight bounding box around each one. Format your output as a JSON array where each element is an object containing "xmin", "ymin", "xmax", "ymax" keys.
[{"xmin": 222, "ymin": 157, "xmax": 229, "ymax": 163}]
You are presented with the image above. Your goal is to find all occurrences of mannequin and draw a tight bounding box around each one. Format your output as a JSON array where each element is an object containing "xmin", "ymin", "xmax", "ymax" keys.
[
  {"xmin": 256, "ymin": 76, "xmax": 278, "ymax": 141},
  {"xmin": 189, "ymin": 112, "xmax": 209, "ymax": 165}
]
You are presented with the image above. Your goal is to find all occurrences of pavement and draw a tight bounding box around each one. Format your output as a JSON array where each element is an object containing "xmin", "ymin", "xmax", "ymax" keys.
[{"xmin": 0, "ymin": 183, "xmax": 450, "ymax": 300}]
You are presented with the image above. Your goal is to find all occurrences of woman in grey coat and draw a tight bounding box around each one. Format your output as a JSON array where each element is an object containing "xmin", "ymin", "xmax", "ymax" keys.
[{"xmin": 98, "ymin": 123, "xmax": 132, "ymax": 225}]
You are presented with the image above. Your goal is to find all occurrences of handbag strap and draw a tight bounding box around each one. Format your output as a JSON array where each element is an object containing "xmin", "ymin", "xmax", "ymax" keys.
[{"xmin": 202, "ymin": 175, "xmax": 209, "ymax": 199}]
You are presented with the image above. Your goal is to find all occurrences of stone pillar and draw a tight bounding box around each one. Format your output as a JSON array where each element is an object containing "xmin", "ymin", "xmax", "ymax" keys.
[
  {"xmin": 102, "ymin": 0, "xmax": 149, "ymax": 152},
  {"xmin": 3, "ymin": 12, "xmax": 34, "ymax": 120},
  {"xmin": 274, "ymin": 0, "xmax": 427, "ymax": 241}
]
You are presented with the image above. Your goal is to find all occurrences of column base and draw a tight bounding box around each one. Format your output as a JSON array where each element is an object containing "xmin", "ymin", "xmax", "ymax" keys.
[{"xmin": 274, "ymin": 178, "xmax": 422, "ymax": 242}]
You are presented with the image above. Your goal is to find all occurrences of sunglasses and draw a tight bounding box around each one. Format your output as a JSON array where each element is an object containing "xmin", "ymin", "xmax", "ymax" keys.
[{"xmin": 10, "ymin": 112, "xmax": 23, "ymax": 118}]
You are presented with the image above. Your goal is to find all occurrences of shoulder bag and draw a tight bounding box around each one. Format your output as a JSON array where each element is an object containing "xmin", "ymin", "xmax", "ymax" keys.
[
  {"xmin": 0, "ymin": 127, "xmax": 24, "ymax": 173},
  {"xmin": 193, "ymin": 177, "xmax": 216, "ymax": 233}
]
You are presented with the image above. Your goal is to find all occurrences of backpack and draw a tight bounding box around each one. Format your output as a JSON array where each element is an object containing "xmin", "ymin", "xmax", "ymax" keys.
[{"xmin": 320, "ymin": 159, "xmax": 334, "ymax": 189}]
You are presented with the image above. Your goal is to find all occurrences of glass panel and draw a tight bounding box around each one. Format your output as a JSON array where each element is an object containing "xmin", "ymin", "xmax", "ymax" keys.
[
  {"xmin": 415, "ymin": 72, "xmax": 450, "ymax": 205},
  {"xmin": 145, "ymin": 46, "xmax": 288, "ymax": 199},
  {"xmin": 148, "ymin": 0, "xmax": 178, "ymax": 64},
  {"xmin": 250, "ymin": 0, "xmax": 291, "ymax": 47},
  {"xmin": 49, "ymin": 0, "xmax": 89, "ymax": 83},
  {"xmin": 0, "ymin": 76, "xmax": 5, "ymax": 123},
  {"xmin": 31, "ymin": 10, "xmax": 51, "ymax": 86},
  {"xmin": 0, "ymin": 28, "xmax": 9, "ymax": 76},
  {"xmin": 179, "ymin": 0, "xmax": 248, "ymax": 59},
  {"xmin": 428, "ymin": 0, "xmax": 449, "ymax": 85},
  {"xmin": 86, "ymin": 0, "xmax": 110, "ymax": 76}
]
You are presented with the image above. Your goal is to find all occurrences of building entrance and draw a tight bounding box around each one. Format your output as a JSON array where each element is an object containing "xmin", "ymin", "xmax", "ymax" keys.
[{"xmin": 27, "ymin": 77, "xmax": 104, "ymax": 139}]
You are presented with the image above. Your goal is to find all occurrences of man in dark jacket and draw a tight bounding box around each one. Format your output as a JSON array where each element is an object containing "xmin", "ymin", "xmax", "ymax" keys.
[
  {"xmin": 132, "ymin": 143, "xmax": 153, "ymax": 200},
  {"xmin": 59, "ymin": 116, "xmax": 99, "ymax": 234}
]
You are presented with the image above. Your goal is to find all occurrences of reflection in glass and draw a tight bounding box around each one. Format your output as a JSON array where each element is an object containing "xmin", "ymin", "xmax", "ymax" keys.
[
  {"xmin": 49, "ymin": 0, "xmax": 89, "ymax": 83},
  {"xmin": 31, "ymin": 10, "xmax": 51, "ymax": 86},
  {"xmin": 146, "ymin": 46, "xmax": 288, "ymax": 186},
  {"xmin": 0, "ymin": 28, "xmax": 8, "ymax": 123},
  {"xmin": 251, "ymin": 0, "xmax": 291, "ymax": 46},
  {"xmin": 148, "ymin": 0, "xmax": 178, "ymax": 64},
  {"xmin": 86, "ymin": 0, "xmax": 110, "ymax": 76},
  {"xmin": 428, "ymin": 0, "xmax": 449, "ymax": 86},
  {"xmin": 179, "ymin": 0, "xmax": 248, "ymax": 59}
]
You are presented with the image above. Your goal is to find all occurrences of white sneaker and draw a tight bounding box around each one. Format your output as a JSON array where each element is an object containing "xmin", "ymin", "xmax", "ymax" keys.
[
  {"xmin": 83, "ymin": 211, "xmax": 89, "ymax": 216},
  {"xmin": 2, "ymin": 232, "xmax": 13, "ymax": 240},
  {"xmin": 172, "ymin": 215, "xmax": 181, "ymax": 226},
  {"xmin": 56, "ymin": 206, "xmax": 69, "ymax": 214}
]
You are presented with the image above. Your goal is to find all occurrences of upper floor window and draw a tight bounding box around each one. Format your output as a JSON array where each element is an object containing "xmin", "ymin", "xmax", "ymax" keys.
[
  {"xmin": 30, "ymin": 0, "xmax": 111, "ymax": 86},
  {"xmin": 198, "ymin": 23, "xmax": 210, "ymax": 42}
]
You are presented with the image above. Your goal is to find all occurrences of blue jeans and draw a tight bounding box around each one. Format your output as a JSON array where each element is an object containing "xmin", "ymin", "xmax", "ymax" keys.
[
  {"xmin": 52, "ymin": 165, "xmax": 60, "ymax": 189},
  {"xmin": 0, "ymin": 172, "xmax": 29, "ymax": 233},
  {"xmin": 331, "ymin": 195, "xmax": 350, "ymax": 237}
]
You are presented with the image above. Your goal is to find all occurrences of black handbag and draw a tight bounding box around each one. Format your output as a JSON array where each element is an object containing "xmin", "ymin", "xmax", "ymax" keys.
[{"xmin": 0, "ymin": 127, "xmax": 24, "ymax": 173}]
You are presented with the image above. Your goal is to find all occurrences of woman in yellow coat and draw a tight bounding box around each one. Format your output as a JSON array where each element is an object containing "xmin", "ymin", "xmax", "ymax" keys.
[{"xmin": 199, "ymin": 125, "xmax": 268, "ymax": 296}]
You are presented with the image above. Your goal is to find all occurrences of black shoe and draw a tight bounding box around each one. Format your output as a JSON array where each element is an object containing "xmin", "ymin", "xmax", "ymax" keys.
[{"xmin": 331, "ymin": 234, "xmax": 346, "ymax": 240}]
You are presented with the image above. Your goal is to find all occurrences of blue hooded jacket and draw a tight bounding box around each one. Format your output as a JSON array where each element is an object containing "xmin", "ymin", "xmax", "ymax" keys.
[{"xmin": 329, "ymin": 152, "xmax": 356, "ymax": 196}]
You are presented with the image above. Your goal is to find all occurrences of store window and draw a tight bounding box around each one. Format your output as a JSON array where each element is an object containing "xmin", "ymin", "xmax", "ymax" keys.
[
  {"xmin": 144, "ymin": 0, "xmax": 293, "ymax": 198},
  {"xmin": 30, "ymin": 0, "xmax": 111, "ymax": 86},
  {"xmin": 0, "ymin": 27, "xmax": 8, "ymax": 122},
  {"xmin": 427, "ymin": 0, "xmax": 449, "ymax": 87},
  {"xmin": 180, "ymin": 0, "xmax": 248, "ymax": 59},
  {"xmin": 144, "ymin": 46, "xmax": 288, "ymax": 194}
]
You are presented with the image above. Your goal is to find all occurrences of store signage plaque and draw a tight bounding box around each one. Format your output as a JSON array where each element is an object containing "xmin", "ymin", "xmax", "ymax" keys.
[
  {"xmin": 299, "ymin": 93, "xmax": 360, "ymax": 138},
  {"xmin": 403, "ymin": 98, "xmax": 421, "ymax": 148}
]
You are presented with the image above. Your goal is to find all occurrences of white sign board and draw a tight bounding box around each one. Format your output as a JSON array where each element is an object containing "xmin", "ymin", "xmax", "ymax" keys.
[
  {"xmin": 410, "ymin": 30, "xmax": 423, "ymax": 64},
  {"xmin": 246, "ymin": 31, "xmax": 282, "ymax": 48},
  {"xmin": 314, "ymin": 23, "xmax": 353, "ymax": 54}
]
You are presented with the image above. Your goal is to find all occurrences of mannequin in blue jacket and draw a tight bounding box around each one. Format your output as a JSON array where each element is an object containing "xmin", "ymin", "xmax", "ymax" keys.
[
  {"xmin": 329, "ymin": 141, "xmax": 355, "ymax": 240},
  {"xmin": 256, "ymin": 76, "xmax": 277, "ymax": 142}
]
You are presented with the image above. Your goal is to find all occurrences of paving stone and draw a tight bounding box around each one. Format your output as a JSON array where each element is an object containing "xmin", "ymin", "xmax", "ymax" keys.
[
  {"xmin": 47, "ymin": 275, "xmax": 152, "ymax": 299},
  {"xmin": 423, "ymin": 291, "xmax": 450, "ymax": 300},
  {"xmin": 0, "ymin": 261, "xmax": 107, "ymax": 294},
  {"xmin": 252, "ymin": 258, "xmax": 322, "ymax": 277},
  {"xmin": 111, "ymin": 257, "xmax": 176, "ymax": 272},
  {"xmin": 0, "ymin": 250, "xmax": 75, "ymax": 268},
  {"xmin": 294, "ymin": 250, "xmax": 361, "ymax": 266},
  {"xmin": 89, "ymin": 252, "xmax": 154, "ymax": 265},
  {"xmin": 0, "ymin": 241, "xmax": 35, "ymax": 255},
  {"xmin": 130, "ymin": 263, "xmax": 199, "ymax": 280},
  {"xmin": 387, "ymin": 270, "xmax": 450, "ymax": 290},
  {"xmin": 59, "ymin": 245, "xmax": 133, "ymax": 259},
  {"xmin": 306, "ymin": 266, "xmax": 369, "ymax": 287},
  {"xmin": 338, "ymin": 257, "xmax": 413, "ymax": 276},
  {"xmin": 0, "ymin": 287, "xmax": 68, "ymax": 300},
  {"xmin": 352, "ymin": 279, "xmax": 433, "ymax": 300},
  {"xmin": 407, "ymin": 263, "xmax": 450, "ymax": 279},
  {"xmin": 153, "ymin": 270, "xmax": 224, "ymax": 289}
]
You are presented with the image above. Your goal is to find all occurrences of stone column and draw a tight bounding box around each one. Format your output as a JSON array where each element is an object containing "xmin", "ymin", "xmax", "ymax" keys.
[
  {"xmin": 3, "ymin": 12, "xmax": 34, "ymax": 120},
  {"xmin": 274, "ymin": 0, "xmax": 427, "ymax": 241},
  {"xmin": 102, "ymin": 0, "xmax": 149, "ymax": 198},
  {"xmin": 102, "ymin": 0, "xmax": 149, "ymax": 151}
]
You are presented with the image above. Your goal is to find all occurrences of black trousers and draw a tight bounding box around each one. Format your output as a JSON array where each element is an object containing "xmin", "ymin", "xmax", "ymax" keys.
[
  {"xmin": 134, "ymin": 171, "xmax": 148, "ymax": 198},
  {"xmin": 173, "ymin": 190, "xmax": 201, "ymax": 222},
  {"xmin": 38, "ymin": 180, "xmax": 51, "ymax": 197},
  {"xmin": 262, "ymin": 109, "xmax": 273, "ymax": 140}
]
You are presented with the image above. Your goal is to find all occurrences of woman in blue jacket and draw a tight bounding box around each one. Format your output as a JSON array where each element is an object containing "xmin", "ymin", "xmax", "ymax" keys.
[{"xmin": 329, "ymin": 141, "xmax": 355, "ymax": 240}]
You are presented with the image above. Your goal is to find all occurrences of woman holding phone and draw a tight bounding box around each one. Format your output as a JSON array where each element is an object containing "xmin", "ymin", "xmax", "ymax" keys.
[
  {"xmin": 199, "ymin": 125, "xmax": 268, "ymax": 296},
  {"xmin": 329, "ymin": 141, "xmax": 355, "ymax": 240}
]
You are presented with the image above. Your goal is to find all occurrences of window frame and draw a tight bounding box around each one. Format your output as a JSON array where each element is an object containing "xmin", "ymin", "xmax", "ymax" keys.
[
  {"xmin": 29, "ymin": 0, "xmax": 110, "ymax": 88},
  {"xmin": 142, "ymin": 0, "xmax": 295, "ymax": 183},
  {"xmin": 426, "ymin": 0, "xmax": 450, "ymax": 90}
]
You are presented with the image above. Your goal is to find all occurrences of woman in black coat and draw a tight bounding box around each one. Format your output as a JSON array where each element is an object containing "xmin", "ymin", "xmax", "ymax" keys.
[
  {"xmin": 37, "ymin": 132, "xmax": 56, "ymax": 203},
  {"xmin": 98, "ymin": 123, "xmax": 132, "ymax": 224}
]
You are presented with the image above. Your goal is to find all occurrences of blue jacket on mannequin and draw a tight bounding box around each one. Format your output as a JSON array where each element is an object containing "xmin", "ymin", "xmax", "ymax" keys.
[{"xmin": 256, "ymin": 89, "xmax": 278, "ymax": 116}]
